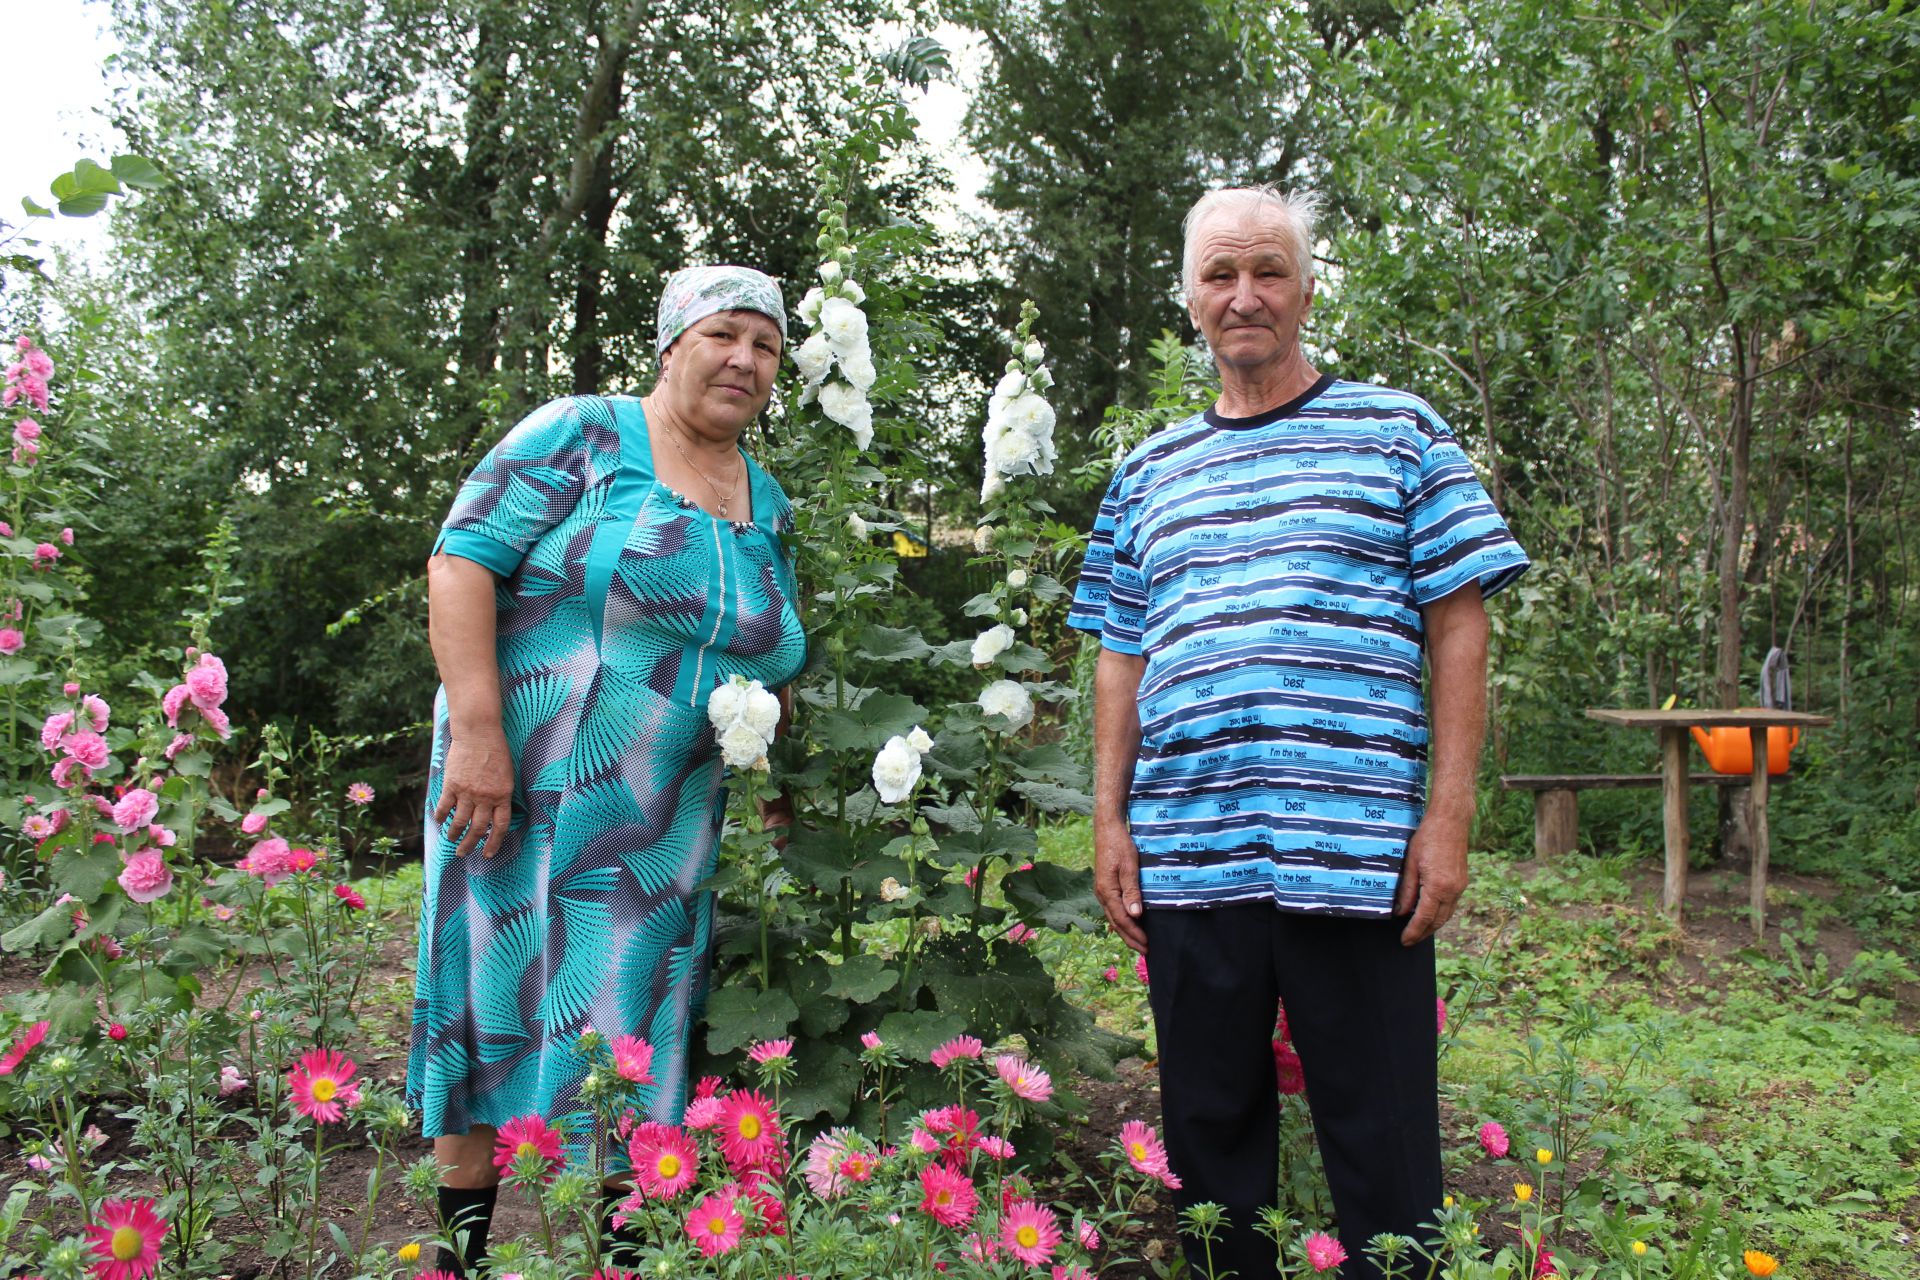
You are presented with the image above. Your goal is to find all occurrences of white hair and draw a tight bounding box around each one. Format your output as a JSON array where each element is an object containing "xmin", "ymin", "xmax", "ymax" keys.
[{"xmin": 1181, "ymin": 185, "xmax": 1322, "ymax": 300}]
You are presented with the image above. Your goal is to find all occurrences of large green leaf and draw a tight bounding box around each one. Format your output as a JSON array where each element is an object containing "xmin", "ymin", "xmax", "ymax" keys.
[
  {"xmin": 814, "ymin": 691, "xmax": 927, "ymax": 753},
  {"xmin": 782, "ymin": 1041, "xmax": 857, "ymax": 1122},
  {"xmin": 51, "ymin": 838, "xmax": 122, "ymax": 902},
  {"xmin": 704, "ymin": 986, "xmax": 798, "ymax": 1055},
  {"xmin": 824, "ymin": 953, "xmax": 900, "ymax": 1003},
  {"xmin": 1, "ymin": 903, "xmax": 72, "ymax": 953},
  {"xmin": 875, "ymin": 1010, "xmax": 969, "ymax": 1062},
  {"xmin": 854, "ymin": 624, "xmax": 932, "ymax": 663},
  {"xmin": 1012, "ymin": 780, "xmax": 1092, "ymax": 815},
  {"xmin": 110, "ymin": 154, "xmax": 165, "ymax": 190},
  {"xmin": 1002, "ymin": 863, "xmax": 1103, "ymax": 932}
]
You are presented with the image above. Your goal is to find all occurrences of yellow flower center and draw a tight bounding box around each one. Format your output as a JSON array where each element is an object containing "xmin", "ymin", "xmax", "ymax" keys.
[
  {"xmin": 1128, "ymin": 1142, "xmax": 1147, "ymax": 1161},
  {"xmin": 706, "ymin": 1216, "xmax": 727, "ymax": 1237},
  {"xmin": 1016, "ymin": 1225, "xmax": 1039, "ymax": 1249},
  {"xmin": 310, "ymin": 1078, "xmax": 337, "ymax": 1103},
  {"xmin": 657, "ymin": 1153, "xmax": 681, "ymax": 1178},
  {"xmin": 516, "ymin": 1141, "xmax": 539, "ymax": 1160},
  {"xmin": 738, "ymin": 1114, "xmax": 761, "ymax": 1140},
  {"xmin": 111, "ymin": 1227, "xmax": 144, "ymax": 1262},
  {"xmin": 934, "ymin": 1189, "xmax": 952, "ymax": 1206}
]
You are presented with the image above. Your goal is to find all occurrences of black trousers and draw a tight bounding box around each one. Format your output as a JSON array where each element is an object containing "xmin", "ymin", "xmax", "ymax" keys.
[{"xmin": 1144, "ymin": 904, "xmax": 1441, "ymax": 1280}]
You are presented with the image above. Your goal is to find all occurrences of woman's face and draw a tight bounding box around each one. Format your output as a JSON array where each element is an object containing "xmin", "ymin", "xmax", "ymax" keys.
[{"xmin": 660, "ymin": 310, "xmax": 783, "ymax": 438}]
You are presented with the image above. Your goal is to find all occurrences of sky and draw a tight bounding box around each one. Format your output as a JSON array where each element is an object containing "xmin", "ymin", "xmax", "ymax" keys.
[
  {"xmin": 3, "ymin": 0, "xmax": 124, "ymax": 264},
  {"xmin": 3, "ymin": 2, "xmax": 988, "ymax": 270}
]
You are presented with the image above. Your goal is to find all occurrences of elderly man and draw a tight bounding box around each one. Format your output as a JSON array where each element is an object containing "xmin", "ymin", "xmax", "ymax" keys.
[{"xmin": 1067, "ymin": 186, "xmax": 1529, "ymax": 1278}]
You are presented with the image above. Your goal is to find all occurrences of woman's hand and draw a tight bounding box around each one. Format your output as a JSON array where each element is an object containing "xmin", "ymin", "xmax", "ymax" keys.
[
  {"xmin": 758, "ymin": 793, "xmax": 793, "ymax": 851},
  {"xmin": 433, "ymin": 729, "xmax": 515, "ymax": 858}
]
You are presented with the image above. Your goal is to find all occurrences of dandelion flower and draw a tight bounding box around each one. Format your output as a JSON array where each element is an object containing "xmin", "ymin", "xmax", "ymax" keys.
[
  {"xmin": 83, "ymin": 1197, "xmax": 168, "ymax": 1280},
  {"xmin": 288, "ymin": 1047, "xmax": 361, "ymax": 1123},
  {"xmin": 684, "ymin": 1190, "xmax": 745, "ymax": 1257},
  {"xmin": 492, "ymin": 1114, "xmax": 565, "ymax": 1182},
  {"xmin": 919, "ymin": 1161, "xmax": 978, "ymax": 1228},
  {"xmin": 1631, "ymin": 1240, "xmax": 1648, "ymax": 1257},
  {"xmin": 1743, "ymin": 1251, "xmax": 1779, "ymax": 1277},
  {"xmin": 999, "ymin": 1198, "xmax": 1061, "ymax": 1267}
]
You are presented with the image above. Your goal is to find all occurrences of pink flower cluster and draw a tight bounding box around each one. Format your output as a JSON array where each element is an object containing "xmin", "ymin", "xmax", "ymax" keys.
[
  {"xmin": 1273, "ymin": 1001, "xmax": 1306, "ymax": 1097},
  {"xmin": 237, "ymin": 837, "xmax": 319, "ymax": 886},
  {"xmin": 4, "ymin": 337, "xmax": 52, "ymax": 414},
  {"xmin": 162, "ymin": 652, "xmax": 232, "ymax": 739},
  {"xmin": 40, "ymin": 694, "xmax": 112, "ymax": 789}
]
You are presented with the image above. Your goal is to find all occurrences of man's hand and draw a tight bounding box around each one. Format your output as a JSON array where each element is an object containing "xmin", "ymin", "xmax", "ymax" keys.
[
  {"xmin": 1093, "ymin": 819, "xmax": 1148, "ymax": 954},
  {"xmin": 433, "ymin": 729, "xmax": 515, "ymax": 859},
  {"xmin": 759, "ymin": 793, "xmax": 794, "ymax": 851},
  {"xmin": 1394, "ymin": 810, "xmax": 1470, "ymax": 944}
]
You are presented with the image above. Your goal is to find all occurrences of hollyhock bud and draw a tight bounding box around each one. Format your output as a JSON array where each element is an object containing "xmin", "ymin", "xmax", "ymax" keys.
[
  {"xmin": 62, "ymin": 682, "xmax": 78, "ymax": 695},
  {"xmin": 58, "ymin": 528, "xmax": 72, "ymax": 546},
  {"xmin": 240, "ymin": 812, "xmax": 269, "ymax": 835}
]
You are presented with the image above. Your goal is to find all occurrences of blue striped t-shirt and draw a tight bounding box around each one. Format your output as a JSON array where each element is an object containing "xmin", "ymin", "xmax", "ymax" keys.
[{"xmin": 1068, "ymin": 376, "xmax": 1529, "ymax": 916}]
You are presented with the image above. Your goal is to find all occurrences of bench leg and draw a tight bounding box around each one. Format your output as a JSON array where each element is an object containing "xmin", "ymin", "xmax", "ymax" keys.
[
  {"xmin": 1534, "ymin": 789, "xmax": 1578, "ymax": 856},
  {"xmin": 1660, "ymin": 727, "xmax": 1689, "ymax": 920},
  {"xmin": 1749, "ymin": 727, "xmax": 1770, "ymax": 937}
]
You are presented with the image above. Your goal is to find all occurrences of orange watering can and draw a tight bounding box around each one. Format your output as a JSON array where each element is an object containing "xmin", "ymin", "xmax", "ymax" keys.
[{"xmin": 1691, "ymin": 720, "xmax": 1799, "ymax": 776}]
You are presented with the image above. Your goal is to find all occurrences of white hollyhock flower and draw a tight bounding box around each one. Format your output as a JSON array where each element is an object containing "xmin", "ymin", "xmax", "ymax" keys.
[
  {"xmin": 994, "ymin": 369, "xmax": 1026, "ymax": 401},
  {"xmin": 819, "ymin": 259, "xmax": 843, "ymax": 284},
  {"xmin": 879, "ymin": 876, "xmax": 909, "ymax": 902},
  {"xmin": 819, "ymin": 381, "xmax": 873, "ymax": 449},
  {"xmin": 973, "ymin": 526, "xmax": 994, "ymax": 554},
  {"xmin": 978, "ymin": 679, "xmax": 1034, "ymax": 730},
  {"xmin": 1030, "ymin": 366, "xmax": 1054, "ymax": 391},
  {"xmin": 707, "ymin": 680, "xmax": 746, "ymax": 731},
  {"xmin": 742, "ymin": 687, "xmax": 782, "ymax": 741},
  {"xmin": 719, "ymin": 721, "xmax": 770, "ymax": 771},
  {"xmin": 798, "ymin": 287, "xmax": 826, "ymax": 327},
  {"xmin": 971, "ymin": 624, "xmax": 1015, "ymax": 667},
  {"xmin": 906, "ymin": 725, "xmax": 934, "ymax": 755},
  {"xmin": 872, "ymin": 735, "xmax": 922, "ymax": 804},
  {"xmin": 1023, "ymin": 341, "xmax": 1045, "ymax": 364},
  {"xmin": 848, "ymin": 512, "xmax": 869, "ymax": 538},
  {"xmin": 1002, "ymin": 393, "xmax": 1057, "ymax": 447},
  {"xmin": 820, "ymin": 297, "xmax": 869, "ymax": 356},
  {"xmin": 793, "ymin": 332, "xmax": 834, "ymax": 385},
  {"xmin": 840, "ymin": 347, "xmax": 877, "ymax": 392},
  {"xmin": 1007, "ymin": 569, "xmax": 1028, "ymax": 588},
  {"xmin": 1013, "ymin": 608, "xmax": 1028, "ymax": 625},
  {"xmin": 981, "ymin": 470, "xmax": 1005, "ymax": 503},
  {"xmin": 841, "ymin": 279, "xmax": 867, "ymax": 304}
]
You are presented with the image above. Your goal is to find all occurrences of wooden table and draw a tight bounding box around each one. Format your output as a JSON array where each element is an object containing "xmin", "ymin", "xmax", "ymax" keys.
[{"xmin": 1584, "ymin": 708, "xmax": 1832, "ymax": 934}]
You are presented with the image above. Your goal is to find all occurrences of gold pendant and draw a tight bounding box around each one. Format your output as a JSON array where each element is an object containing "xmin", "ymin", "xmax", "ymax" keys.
[{"xmin": 717, "ymin": 502, "xmax": 729, "ymax": 517}]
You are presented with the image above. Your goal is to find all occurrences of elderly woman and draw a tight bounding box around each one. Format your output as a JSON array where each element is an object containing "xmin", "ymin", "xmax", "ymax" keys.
[{"xmin": 407, "ymin": 266, "xmax": 807, "ymax": 1272}]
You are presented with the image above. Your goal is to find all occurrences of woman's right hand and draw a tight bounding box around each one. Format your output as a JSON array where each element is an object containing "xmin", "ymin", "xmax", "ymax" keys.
[{"xmin": 432, "ymin": 729, "xmax": 515, "ymax": 858}]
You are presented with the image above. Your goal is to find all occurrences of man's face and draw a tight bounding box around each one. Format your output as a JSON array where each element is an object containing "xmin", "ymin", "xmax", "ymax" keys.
[{"xmin": 1186, "ymin": 210, "xmax": 1314, "ymax": 376}]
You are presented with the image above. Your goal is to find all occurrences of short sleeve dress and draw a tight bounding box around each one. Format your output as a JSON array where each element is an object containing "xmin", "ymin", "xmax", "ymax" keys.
[{"xmin": 407, "ymin": 394, "xmax": 807, "ymax": 1140}]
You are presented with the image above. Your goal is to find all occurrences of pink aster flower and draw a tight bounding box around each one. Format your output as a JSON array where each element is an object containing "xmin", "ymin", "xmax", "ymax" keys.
[
  {"xmin": 1305, "ymin": 1231, "xmax": 1347, "ymax": 1273},
  {"xmin": 1437, "ymin": 997, "xmax": 1448, "ymax": 1034},
  {"xmin": 1274, "ymin": 1038, "xmax": 1306, "ymax": 1096},
  {"xmin": 218, "ymin": 1064, "xmax": 249, "ymax": 1096},
  {"xmin": 22, "ymin": 814, "xmax": 54, "ymax": 840},
  {"xmin": 83, "ymin": 1196, "xmax": 168, "ymax": 1280},
  {"xmin": 287, "ymin": 846, "xmax": 318, "ymax": 873},
  {"xmin": 804, "ymin": 1129, "xmax": 854, "ymax": 1198},
  {"xmin": 684, "ymin": 1190, "xmax": 745, "ymax": 1257},
  {"xmin": 1135, "ymin": 953, "xmax": 1149, "ymax": 984},
  {"xmin": 1000, "ymin": 1198, "xmax": 1061, "ymax": 1267},
  {"xmin": 859, "ymin": 1030, "xmax": 883, "ymax": 1051},
  {"xmin": 918, "ymin": 1161, "xmax": 978, "ymax": 1228},
  {"xmin": 994, "ymin": 1054, "xmax": 1052, "ymax": 1102},
  {"xmin": 287, "ymin": 1046, "xmax": 361, "ymax": 1123},
  {"xmin": 107, "ymin": 1023, "xmax": 127, "ymax": 1041},
  {"xmin": 493, "ymin": 1114, "xmax": 565, "ymax": 1182},
  {"xmin": 682, "ymin": 1094, "xmax": 723, "ymax": 1130},
  {"xmin": 1118, "ymin": 1119, "xmax": 1181, "ymax": 1188},
  {"xmin": 976, "ymin": 1135, "xmax": 1016, "ymax": 1160},
  {"xmin": 1102, "ymin": 965, "xmax": 1118, "ymax": 982},
  {"xmin": 631, "ymin": 1125, "xmax": 698, "ymax": 1199},
  {"xmin": 715, "ymin": 1089, "xmax": 782, "ymax": 1173},
  {"xmin": 611, "ymin": 1034, "xmax": 654, "ymax": 1084},
  {"xmin": 930, "ymin": 1034, "xmax": 984, "ymax": 1069},
  {"xmin": 112, "ymin": 788, "xmax": 159, "ymax": 833},
  {"xmin": 0, "ymin": 1020, "xmax": 50, "ymax": 1074},
  {"xmin": 118, "ymin": 849, "xmax": 174, "ymax": 904},
  {"xmin": 333, "ymin": 884, "xmax": 367, "ymax": 911},
  {"xmin": 346, "ymin": 781, "xmax": 374, "ymax": 805},
  {"xmin": 240, "ymin": 811, "xmax": 270, "ymax": 835},
  {"xmin": 747, "ymin": 1038, "xmax": 793, "ymax": 1065},
  {"xmin": 1479, "ymin": 1121, "xmax": 1510, "ymax": 1159},
  {"xmin": 1078, "ymin": 1220, "xmax": 1101, "ymax": 1250},
  {"xmin": 1006, "ymin": 922, "xmax": 1037, "ymax": 943}
]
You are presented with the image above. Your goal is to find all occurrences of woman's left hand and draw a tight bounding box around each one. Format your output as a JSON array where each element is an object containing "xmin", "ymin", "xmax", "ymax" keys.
[{"xmin": 759, "ymin": 794, "xmax": 793, "ymax": 851}]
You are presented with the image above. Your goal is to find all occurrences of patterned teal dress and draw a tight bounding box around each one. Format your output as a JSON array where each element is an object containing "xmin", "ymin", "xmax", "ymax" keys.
[{"xmin": 408, "ymin": 394, "xmax": 806, "ymax": 1139}]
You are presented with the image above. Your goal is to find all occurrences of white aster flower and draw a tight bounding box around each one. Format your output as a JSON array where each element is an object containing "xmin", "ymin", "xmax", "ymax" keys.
[
  {"xmin": 1007, "ymin": 569, "xmax": 1028, "ymax": 588},
  {"xmin": 798, "ymin": 287, "xmax": 826, "ymax": 327},
  {"xmin": 906, "ymin": 725, "xmax": 934, "ymax": 755},
  {"xmin": 793, "ymin": 332, "xmax": 834, "ymax": 385},
  {"xmin": 872, "ymin": 735, "xmax": 922, "ymax": 804},
  {"xmin": 719, "ymin": 721, "xmax": 770, "ymax": 772},
  {"xmin": 848, "ymin": 512, "xmax": 869, "ymax": 538},
  {"xmin": 820, "ymin": 297, "xmax": 869, "ymax": 356},
  {"xmin": 971, "ymin": 624, "xmax": 1016, "ymax": 667},
  {"xmin": 840, "ymin": 347, "xmax": 877, "ymax": 392},
  {"xmin": 1023, "ymin": 340, "xmax": 1045, "ymax": 364},
  {"xmin": 818, "ymin": 381, "xmax": 873, "ymax": 448},
  {"xmin": 978, "ymin": 679, "xmax": 1034, "ymax": 730}
]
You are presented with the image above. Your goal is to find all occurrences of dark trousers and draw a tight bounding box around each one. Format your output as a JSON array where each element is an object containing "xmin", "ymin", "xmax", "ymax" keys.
[{"xmin": 1144, "ymin": 905, "xmax": 1441, "ymax": 1280}]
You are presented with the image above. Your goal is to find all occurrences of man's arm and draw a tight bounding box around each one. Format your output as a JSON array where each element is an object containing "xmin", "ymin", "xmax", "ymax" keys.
[
  {"xmin": 1395, "ymin": 582, "xmax": 1490, "ymax": 945},
  {"xmin": 1093, "ymin": 647, "xmax": 1149, "ymax": 953}
]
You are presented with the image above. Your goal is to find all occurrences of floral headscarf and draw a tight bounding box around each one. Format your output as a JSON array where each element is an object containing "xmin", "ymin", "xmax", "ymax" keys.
[{"xmin": 655, "ymin": 265, "xmax": 788, "ymax": 355}]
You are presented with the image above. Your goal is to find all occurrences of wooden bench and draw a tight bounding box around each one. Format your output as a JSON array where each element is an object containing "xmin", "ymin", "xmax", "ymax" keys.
[{"xmin": 1499, "ymin": 773, "xmax": 1754, "ymax": 857}]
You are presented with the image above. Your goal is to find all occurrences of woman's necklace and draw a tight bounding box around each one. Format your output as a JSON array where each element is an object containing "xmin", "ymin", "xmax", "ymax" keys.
[{"xmin": 662, "ymin": 422, "xmax": 743, "ymax": 518}]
